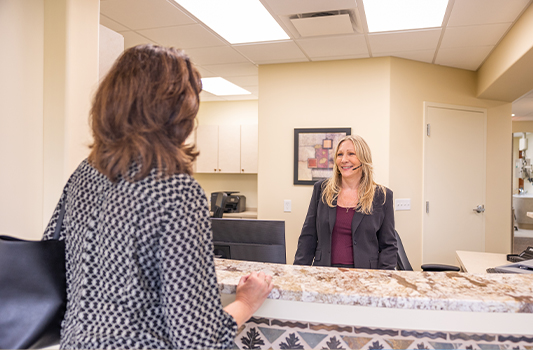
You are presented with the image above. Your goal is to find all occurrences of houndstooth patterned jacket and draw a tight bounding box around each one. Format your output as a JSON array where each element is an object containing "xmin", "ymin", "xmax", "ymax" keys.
[{"xmin": 43, "ymin": 159, "xmax": 237, "ymax": 349}]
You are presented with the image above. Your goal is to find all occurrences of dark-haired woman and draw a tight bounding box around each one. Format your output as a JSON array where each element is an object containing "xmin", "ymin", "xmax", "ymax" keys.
[
  {"xmin": 294, "ymin": 135, "xmax": 397, "ymax": 270},
  {"xmin": 42, "ymin": 44, "xmax": 272, "ymax": 349}
]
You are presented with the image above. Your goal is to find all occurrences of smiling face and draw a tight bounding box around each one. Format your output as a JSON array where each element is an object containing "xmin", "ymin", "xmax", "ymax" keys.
[{"xmin": 336, "ymin": 140, "xmax": 362, "ymax": 180}]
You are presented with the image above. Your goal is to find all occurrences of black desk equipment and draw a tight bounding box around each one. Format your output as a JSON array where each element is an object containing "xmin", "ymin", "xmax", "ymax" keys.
[{"xmin": 211, "ymin": 218, "xmax": 286, "ymax": 264}]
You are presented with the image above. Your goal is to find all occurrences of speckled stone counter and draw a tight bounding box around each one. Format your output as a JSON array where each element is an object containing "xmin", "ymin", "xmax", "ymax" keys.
[
  {"xmin": 215, "ymin": 259, "xmax": 533, "ymax": 349},
  {"xmin": 216, "ymin": 258, "xmax": 533, "ymax": 313}
]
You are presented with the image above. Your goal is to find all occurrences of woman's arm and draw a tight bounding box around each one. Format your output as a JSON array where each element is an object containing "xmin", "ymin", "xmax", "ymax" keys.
[
  {"xmin": 377, "ymin": 188, "xmax": 398, "ymax": 270},
  {"xmin": 223, "ymin": 271, "xmax": 273, "ymax": 327},
  {"xmin": 294, "ymin": 180, "xmax": 322, "ymax": 265}
]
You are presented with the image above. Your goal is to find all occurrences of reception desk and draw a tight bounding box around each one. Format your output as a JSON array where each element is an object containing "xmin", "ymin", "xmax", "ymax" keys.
[{"xmin": 216, "ymin": 259, "xmax": 533, "ymax": 350}]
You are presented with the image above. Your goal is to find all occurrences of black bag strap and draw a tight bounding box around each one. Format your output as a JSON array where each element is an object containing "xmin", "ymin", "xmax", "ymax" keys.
[{"xmin": 52, "ymin": 196, "xmax": 67, "ymax": 241}]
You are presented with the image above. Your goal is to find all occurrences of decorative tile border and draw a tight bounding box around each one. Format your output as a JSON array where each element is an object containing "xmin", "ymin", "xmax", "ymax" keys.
[{"xmin": 233, "ymin": 317, "xmax": 533, "ymax": 350}]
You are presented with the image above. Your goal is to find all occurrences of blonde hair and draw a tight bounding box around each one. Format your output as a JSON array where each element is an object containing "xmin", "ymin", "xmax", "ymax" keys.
[{"xmin": 322, "ymin": 135, "xmax": 386, "ymax": 214}]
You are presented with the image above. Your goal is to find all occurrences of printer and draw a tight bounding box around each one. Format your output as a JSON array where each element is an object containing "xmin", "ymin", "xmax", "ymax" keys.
[{"xmin": 211, "ymin": 191, "xmax": 247, "ymax": 213}]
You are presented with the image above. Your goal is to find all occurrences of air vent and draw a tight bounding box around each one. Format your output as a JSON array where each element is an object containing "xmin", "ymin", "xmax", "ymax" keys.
[{"xmin": 289, "ymin": 9, "xmax": 362, "ymax": 37}]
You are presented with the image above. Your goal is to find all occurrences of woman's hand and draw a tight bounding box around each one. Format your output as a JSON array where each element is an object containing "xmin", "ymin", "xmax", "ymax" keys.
[{"xmin": 223, "ymin": 271, "xmax": 273, "ymax": 327}]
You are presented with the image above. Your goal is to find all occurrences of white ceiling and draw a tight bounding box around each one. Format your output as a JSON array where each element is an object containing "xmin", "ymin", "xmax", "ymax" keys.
[{"xmin": 100, "ymin": 0, "xmax": 533, "ymax": 118}]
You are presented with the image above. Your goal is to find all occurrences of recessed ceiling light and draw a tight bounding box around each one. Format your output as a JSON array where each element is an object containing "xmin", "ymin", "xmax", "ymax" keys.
[
  {"xmin": 363, "ymin": 0, "xmax": 448, "ymax": 33},
  {"xmin": 201, "ymin": 77, "xmax": 251, "ymax": 96},
  {"xmin": 173, "ymin": 0, "xmax": 289, "ymax": 44}
]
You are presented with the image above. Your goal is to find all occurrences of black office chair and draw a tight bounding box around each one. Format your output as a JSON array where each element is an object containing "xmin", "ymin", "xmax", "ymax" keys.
[
  {"xmin": 395, "ymin": 230, "xmax": 460, "ymax": 272},
  {"xmin": 211, "ymin": 192, "xmax": 227, "ymax": 218}
]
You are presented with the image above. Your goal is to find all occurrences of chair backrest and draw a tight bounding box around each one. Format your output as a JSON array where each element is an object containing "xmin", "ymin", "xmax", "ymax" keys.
[
  {"xmin": 212, "ymin": 192, "xmax": 227, "ymax": 218},
  {"xmin": 395, "ymin": 230, "xmax": 413, "ymax": 271}
]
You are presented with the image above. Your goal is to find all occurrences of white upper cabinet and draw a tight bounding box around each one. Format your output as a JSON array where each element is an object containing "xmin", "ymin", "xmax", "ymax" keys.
[
  {"xmin": 240, "ymin": 124, "xmax": 258, "ymax": 174},
  {"xmin": 195, "ymin": 124, "xmax": 257, "ymax": 174},
  {"xmin": 218, "ymin": 125, "xmax": 241, "ymax": 173},
  {"xmin": 196, "ymin": 125, "xmax": 219, "ymax": 173}
]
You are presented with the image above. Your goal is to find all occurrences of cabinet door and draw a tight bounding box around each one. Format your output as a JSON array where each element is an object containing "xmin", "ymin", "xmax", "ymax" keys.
[
  {"xmin": 196, "ymin": 125, "xmax": 218, "ymax": 173},
  {"xmin": 218, "ymin": 125, "xmax": 241, "ymax": 173},
  {"xmin": 240, "ymin": 124, "xmax": 258, "ymax": 173}
]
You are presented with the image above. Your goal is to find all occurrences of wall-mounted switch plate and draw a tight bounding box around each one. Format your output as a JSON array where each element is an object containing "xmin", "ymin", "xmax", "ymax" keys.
[
  {"xmin": 395, "ymin": 198, "xmax": 411, "ymax": 211},
  {"xmin": 284, "ymin": 200, "xmax": 291, "ymax": 212}
]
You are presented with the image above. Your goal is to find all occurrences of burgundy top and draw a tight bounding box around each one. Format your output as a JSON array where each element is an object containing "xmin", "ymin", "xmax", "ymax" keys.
[{"xmin": 331, "ymin": 206, "xmax": 355, "ymax": 266}]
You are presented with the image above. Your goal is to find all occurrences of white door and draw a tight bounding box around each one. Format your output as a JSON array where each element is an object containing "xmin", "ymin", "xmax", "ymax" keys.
[
  {"xmin": 423, "ymin": 103, "xmax": 486, "ymax": 266},
  {"xmin": 218, "ymin": 125, "xmax": 241, "ymax": 173},
  {"xmin": 196, "ymin": 125, "xmax": 219, "ymax": 173},
  {"xmin": 240, "ymin": 124, "xmax": 258, "ymax": 174}
]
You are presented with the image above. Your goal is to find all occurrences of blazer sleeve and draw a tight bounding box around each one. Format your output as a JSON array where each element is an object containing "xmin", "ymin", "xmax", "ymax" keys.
[
  {"xmin": 294, "ymin": 180, "xmax": 323, "ymax": 265},
  {"xmin": 159, "ymin": 181, "xmax": 237, "ymax": 349},
  {"xmin": 377, "ymin": 188, "xmax": 398, "ymax": 270}
]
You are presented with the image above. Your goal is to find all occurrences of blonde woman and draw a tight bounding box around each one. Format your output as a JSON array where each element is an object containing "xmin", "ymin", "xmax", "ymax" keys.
[{"xmin": 294, "ymin": 135, "xmax": 397, "ymax": 270}]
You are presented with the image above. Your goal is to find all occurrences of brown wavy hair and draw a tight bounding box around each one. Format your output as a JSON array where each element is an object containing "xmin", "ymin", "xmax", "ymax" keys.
[
  {"xmin": 322, "ymin": 135, "xmax": 386, "ymax": 215},
  {"xmin": 88, "ymin": 44, "xmax": 201, "ymax": 182}
]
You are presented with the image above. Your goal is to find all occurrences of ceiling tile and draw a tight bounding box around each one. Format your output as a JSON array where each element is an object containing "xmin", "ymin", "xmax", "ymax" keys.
[
  {"xmin": 440, "ymin": 23, "xmax": 511, "ymax": 49},
  {"xmin": 194, "ymin": 66, "xmax": 217, "ymax": 78},
  {"xmin": 513, "ymin": 92, "xmax": 533, "ymax": 117},
  {"xmin": 373, "ymin": 50, "xmax": 435, "ymax": 64},
  {"xmin": 100, "ymin": 15, "xmax": 130, "ymax": 32},
  {"xmin": 447, "ymin": 0, "xmax": 530, "ymax": 27},
  {"xmin": 368, "ymin": 29, "xmax": 441, "ymax": 54},
  {"xmin": 222, "ymin": 94, "xmax": 258, "ymax": 101},
  {"xmin": 240, "ymin": 86, "xmax": 259, "ymax": 95},
  {"xmin": 435, "ymin": 46, "xmax": 494, "ymax": 71},
  {"xmin": 100, "ymin": 0, "xmax": 195, "ymax": 30},
  {"xmin": 311, "ymin": 53, "xmax": 369, "ymax": 62},
  {"xmin": 225, "ymin": 75, "xmax": 258, "ymax": 87},
  {"xmin": 121, "ymin": 31, "xmax": 157, "ymax": 49},
  {"xmin": 199, "ymin": 91, "xmax": 225, "ymax": 102},
  {"xmin": 296, "ymin": 35, "xmax": 368, "ymax": 58},
  {"xmin": 233, "ymin": 41, "xmax": 309, "ymax": 64},
  {"xmin": 264, "ymin": 0, "xmax": 358, "ymax": 16},
  {"xmin": 185, "ymin": 46, "xmax": 250, "ymax": 65},
  {"xmin": 199, "ymin": 63, "xmax": 258, "ymax": 77},
  {"xmin": 137, "ymin": 24, "xmax": 226, "ymax": 49}
]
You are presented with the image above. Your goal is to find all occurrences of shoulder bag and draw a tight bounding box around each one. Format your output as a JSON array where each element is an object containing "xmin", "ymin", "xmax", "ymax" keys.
[{"xmin": 0, "ymin": 200, "xmax": 67, "ymax": 349}]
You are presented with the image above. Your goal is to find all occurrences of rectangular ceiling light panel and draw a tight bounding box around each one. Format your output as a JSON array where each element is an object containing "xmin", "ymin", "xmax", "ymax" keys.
[
  {"xmin": 174, "ymin": 0, "xmax": 289, "ymax": 44},
  {"xmin": 201, "ymin": 77, "xmax": 251, "ymax": 96},
  {"xmin": 364, "ymin": 0, "xmax": 448, "ymax": 33}
]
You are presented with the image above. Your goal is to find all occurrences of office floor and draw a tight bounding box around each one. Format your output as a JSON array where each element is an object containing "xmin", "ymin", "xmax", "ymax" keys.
[{"xmin": 513, "ymin": 228, "xmax": 533, "ymax": 254}]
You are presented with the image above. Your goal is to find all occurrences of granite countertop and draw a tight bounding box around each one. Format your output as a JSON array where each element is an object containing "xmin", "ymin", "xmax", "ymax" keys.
[{"xmin": 215, "ymin": 259, "xmax": 533, "ymax": 314}]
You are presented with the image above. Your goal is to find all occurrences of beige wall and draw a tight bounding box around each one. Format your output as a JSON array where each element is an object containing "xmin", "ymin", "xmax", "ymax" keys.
[
  {"xmin": 390, "ymin": 58, "xmax": 512, "ymax": 266},
  {"xmin": 0, "ymin": 0, "xmax": 99, "ymax": 239},
  {"xmin": 99, "ymin": 25, "xmax": 124, "ymax": 81},
  {"xmin": 513, "ymin": 121, "xmax": 533, "ymax": 133},
  {"xmin": 194, "ymin": 100, "xmax": 259, "ymax": 208},
  {"xmin": 43, "ymin": 0, "xmax": 99, "ymax": 228},
  {"xmin": 258, "ymin": 58, "xmax": 391, "ymax": 265},
  {"xmin": 0, "ymin": 0, "xmax": 45, "ymax": 239}
]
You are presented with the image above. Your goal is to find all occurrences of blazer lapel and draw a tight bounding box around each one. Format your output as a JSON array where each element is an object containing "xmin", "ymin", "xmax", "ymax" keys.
[
  {"xmin": 351, "ymin": 210, "xmax": 365, "ymax": 236},
  {"xmin": 329, "ymin": 199, "xmax": 337, "ymax": 234}
]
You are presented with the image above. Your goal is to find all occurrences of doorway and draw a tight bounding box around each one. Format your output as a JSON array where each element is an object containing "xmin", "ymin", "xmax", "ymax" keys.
[
  {"xmin": 512, "ymin": 132, "xmax": 533, "ymax": 253},
  {"xmin": 423, "ymin": 103, "xmax": 486, "ymax": 266}
]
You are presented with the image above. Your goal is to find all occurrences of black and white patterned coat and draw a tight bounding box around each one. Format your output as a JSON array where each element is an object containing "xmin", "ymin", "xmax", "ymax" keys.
[{"xmin": 43, "ymin": 160, "xmax": 237, "ymax": 349}]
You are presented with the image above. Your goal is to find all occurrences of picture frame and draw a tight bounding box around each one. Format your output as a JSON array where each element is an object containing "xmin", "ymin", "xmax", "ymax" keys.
[{"xmin": 294, "ymin": 128, "xmax": 351, "ymax": 185}]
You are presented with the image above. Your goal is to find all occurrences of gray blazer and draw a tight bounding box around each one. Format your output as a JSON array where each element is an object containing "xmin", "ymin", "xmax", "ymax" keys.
[{"xmin": 294, "ymin": 180, "xmax": 397, "ymax": 270}]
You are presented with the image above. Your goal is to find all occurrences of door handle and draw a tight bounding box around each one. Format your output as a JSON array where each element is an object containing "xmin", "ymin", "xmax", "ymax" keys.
[{"xmin": 473, "ymin": 205, "xmax": 485, "ymax": 213}]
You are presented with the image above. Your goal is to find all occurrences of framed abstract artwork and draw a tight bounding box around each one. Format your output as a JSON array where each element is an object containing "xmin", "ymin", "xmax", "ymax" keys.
[{"xmin": 294, "ymin": 128, "xmax": 351, "ymax": 185}]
